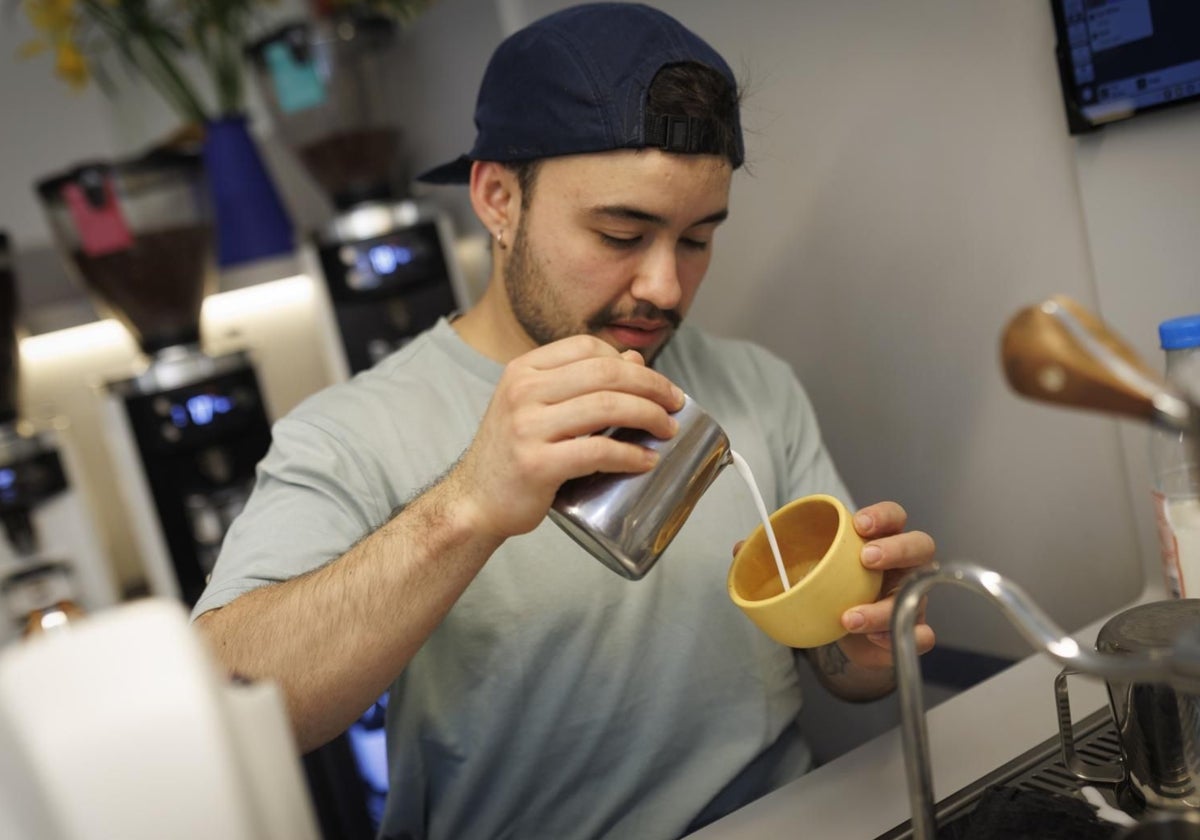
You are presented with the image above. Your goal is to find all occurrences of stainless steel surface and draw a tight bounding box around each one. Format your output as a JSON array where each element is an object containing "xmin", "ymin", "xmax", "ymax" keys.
[
  {"xmin": 892, "ymin": 563, "xmax": 1180, "ymax": 840},
  {"xmin": 1118, "ymin": 810, "xmax": 1200, "ymax": 839},
  {"xmin": 548, "ymin": 394, "xmax": 732, "ymax": 579},
  {"xmin": 1057, "ymin": 601, "xmax": 1200, "ymax": 809},
  {"xmin": 1055, "ymin": 668, "xmax": 1124, "ymax": 786},
  {"xmin": 876, "ymin": 707, "xmax": 1128, "ymax": 839}
]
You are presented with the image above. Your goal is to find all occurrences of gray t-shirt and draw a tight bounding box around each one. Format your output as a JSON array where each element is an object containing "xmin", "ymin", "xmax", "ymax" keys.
[{"xmin": 194, "ymin": 318, "xmax": 852, "ymax": 840}]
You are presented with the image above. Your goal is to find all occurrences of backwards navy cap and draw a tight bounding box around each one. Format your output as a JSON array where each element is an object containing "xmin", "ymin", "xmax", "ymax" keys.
[{"xmin": 416, "ymin": 2, "xmax": 744, "ymax": 184}]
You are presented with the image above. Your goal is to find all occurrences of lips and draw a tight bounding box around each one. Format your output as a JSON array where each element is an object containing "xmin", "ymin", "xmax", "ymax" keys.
[{"xmin": 606, "ymin": 321, "xmax": 672, "ymax": 350}]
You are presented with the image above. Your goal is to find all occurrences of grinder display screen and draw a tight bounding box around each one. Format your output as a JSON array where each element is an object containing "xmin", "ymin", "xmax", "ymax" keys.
[
  {"xmin": 321, "ymin": 221, "xmax": 447, "ymax": 299},
  {"xmin": 168, "ymin": 393, "xmax": 235, "ymax": 429}
]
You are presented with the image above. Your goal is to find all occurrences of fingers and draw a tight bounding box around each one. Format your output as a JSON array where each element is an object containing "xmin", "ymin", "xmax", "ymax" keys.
[
  {"xmin": 518, "ymin": 352, "xmax": 684, "ymax": 414},
  {"xmin": 843, "ymin": 589, "xmax": 928, "ymax": 633},
  {"xmin": 862, "ymin": 530, "xmax": 937, "ymax": 573},
  {"xmin": 836, "ymin": 624, "xmax": 937, "ymax": 670},
  {"xmin": 541, "ymin": 426, "xmax": 663, "ymax": 478},
  {"xmin": 454, "ymin": 336, "xmax": 687, "ymax": 539},
  {"xmin": 527, "ymin": 385, "xmax": 682, "ymax": 441},
  {"xmin": 841, "ymin": 590, "xmax": 932, "ymax": 655},
  {"xmin": 819, "ymin": 499, "xmax": 938, "ymax": 670},
  {"xmin": 853, "ymin": 501, "xmax": 935, "ymax": 573},
  {"xmin": 853, "ymin": 501, "xmax": 907, "ymax": 538}
]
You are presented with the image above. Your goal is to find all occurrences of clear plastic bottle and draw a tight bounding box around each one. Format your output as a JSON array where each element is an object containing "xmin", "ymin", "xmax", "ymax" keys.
[{"xmin": 1152, "ymin": 313, "xmax": 1200, "ymax": 598}]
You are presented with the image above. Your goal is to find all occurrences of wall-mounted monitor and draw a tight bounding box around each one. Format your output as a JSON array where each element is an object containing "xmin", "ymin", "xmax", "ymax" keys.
[{"xmin": 1049, "ymin": 0, "xmax": 1200, "ymax": 133}]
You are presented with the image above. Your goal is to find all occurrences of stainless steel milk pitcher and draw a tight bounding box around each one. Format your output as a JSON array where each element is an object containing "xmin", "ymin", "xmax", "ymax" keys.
[
  {"xmin": 1055, "ymin": 600, "xmax": 1200, "ymax": 810},
  {"xmin": 548, "ymin": 394, "xmax": 732, "ymax": 579}
]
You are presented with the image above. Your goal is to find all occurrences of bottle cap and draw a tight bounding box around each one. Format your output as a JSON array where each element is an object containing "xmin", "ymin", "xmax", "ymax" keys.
[{"xmin": 1159, "ymin": 314, "xmax": 1200, "ymax": 350}]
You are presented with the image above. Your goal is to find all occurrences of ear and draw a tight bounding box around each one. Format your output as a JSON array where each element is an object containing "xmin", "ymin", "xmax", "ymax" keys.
[{"xmin": 469, "ymin": 161, "xmax": 520, "ymax": 239}]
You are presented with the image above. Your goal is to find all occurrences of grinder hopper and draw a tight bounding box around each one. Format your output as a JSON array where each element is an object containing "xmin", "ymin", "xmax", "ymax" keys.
[
  {"xmin": 34, "ymin": 146, "xmax": 215, "ymax": 357},
  {"xmin": 246, "ymin": 12, "xmax": 407, "ymax": 211}
]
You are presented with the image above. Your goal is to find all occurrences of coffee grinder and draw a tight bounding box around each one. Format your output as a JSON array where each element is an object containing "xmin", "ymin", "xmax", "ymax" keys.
[
  {"xmin": 246, "ymin": 11, "xmax": 470, "ymax": 377},
  {"xmin": 0, "ymin": 232, "xmax": 118, "ymax": 642},
  {"xmin": 35, "ymin": 147, "xmax": 274, "ymax": 608}
]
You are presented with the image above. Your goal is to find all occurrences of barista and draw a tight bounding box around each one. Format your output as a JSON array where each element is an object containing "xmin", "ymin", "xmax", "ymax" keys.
[{"xmin": 192, "ymin": 4, "xmax": 936, "ymax": 838}]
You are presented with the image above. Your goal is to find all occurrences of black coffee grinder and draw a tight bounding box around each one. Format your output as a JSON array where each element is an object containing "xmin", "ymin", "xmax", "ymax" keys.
[
  {"xmin": 35, "ymin": 147, "xmax": 274, "ymax": 607},
  {"xmin": 0, "ymin": 231, "xmax": 118, "ymax": 642},
  {"xmin": 247, "ymin": 11, "xmax": 469, "ymax": 376}
]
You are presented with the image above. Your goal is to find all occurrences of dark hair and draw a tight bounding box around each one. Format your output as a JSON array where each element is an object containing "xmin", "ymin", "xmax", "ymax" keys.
[
  {"xmin": 647, "ymin": 62, "xmax": 743, "ymax": 169},
  {"xmin": 505, "ymin": 61, "xmax": 741, "ymax": 207},
  {"xmin": 506, "ymin": 160, "xmax": 543, "ymax": 210}
]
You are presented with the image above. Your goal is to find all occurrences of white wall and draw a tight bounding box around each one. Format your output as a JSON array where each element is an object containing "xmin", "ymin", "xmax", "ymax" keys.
[{"xmin": 1072, "ymin": 109, "xmax": 1200, "ymax": 596}]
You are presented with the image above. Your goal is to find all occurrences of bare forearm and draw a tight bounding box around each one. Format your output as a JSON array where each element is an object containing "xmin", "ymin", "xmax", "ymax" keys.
[
  {"xmin": 195, "ymin": 478, "xmax": 502, "ymax": 752},
  {"xmin": 804, "ymin": 643, "xmax": 896, "ymax": 703}
]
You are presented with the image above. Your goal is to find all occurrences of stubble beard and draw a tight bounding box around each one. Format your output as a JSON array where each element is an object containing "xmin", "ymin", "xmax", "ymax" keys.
[{"xmin": 503, "ymin": 219, "xmax": 682, "ymax": 366}]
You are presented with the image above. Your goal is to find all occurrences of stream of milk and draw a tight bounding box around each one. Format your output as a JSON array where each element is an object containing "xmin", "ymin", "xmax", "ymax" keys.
[{"xmin": 730, "ymin": 451, "xmax": 790, "ymax": 592}]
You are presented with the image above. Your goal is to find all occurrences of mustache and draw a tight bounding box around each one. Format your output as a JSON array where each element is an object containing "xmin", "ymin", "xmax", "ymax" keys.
[{"xmin": 587, "ymin": 302, "xmax": 682, "ymax": 332}]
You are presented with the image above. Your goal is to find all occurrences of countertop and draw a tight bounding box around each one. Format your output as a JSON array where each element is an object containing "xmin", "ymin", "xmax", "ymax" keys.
[{"xmin": 688, "ymin": 612, "xmax": 1118, "ymax": 838}]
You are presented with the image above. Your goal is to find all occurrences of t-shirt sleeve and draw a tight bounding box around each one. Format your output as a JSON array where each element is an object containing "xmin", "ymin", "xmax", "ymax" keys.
[{"xmin": 189, "ymin": 412, "xmax": 391, "ymax": 620}]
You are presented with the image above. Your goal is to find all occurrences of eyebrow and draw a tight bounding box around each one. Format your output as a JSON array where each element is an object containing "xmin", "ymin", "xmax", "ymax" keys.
[{"xmin": 587, "ymin": 204, "xmax": 729, "ymax": 228}]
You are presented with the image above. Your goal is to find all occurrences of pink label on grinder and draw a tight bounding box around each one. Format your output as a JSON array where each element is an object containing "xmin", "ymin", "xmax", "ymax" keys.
[{"xmin": 62, "ymin": 179, "xmax": 134, "ymax": 257}]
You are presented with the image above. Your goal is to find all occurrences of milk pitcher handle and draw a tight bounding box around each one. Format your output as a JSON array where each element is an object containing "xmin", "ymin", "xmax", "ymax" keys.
[{"xmin": 1055, "ymin": 667, "xmax": 1123, "ymax": 784}]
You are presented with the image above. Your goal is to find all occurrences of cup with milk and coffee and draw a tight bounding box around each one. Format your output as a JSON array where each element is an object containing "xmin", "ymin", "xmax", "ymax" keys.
[{"xmin": 549, "ymin": 394, "xmax": 882, "ymax": 647}]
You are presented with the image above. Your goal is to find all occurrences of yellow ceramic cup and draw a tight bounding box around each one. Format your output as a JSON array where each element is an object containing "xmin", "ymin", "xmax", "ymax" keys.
[{"xmin": 727, "ymin": 494, "xmax": 883, "ymax": 648}]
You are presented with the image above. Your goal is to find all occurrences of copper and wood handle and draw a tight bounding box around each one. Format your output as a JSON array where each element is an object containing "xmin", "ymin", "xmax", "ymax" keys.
[{"xmin": 1000, "ymin": 295, "xmax": 1169, "ymax": 424}]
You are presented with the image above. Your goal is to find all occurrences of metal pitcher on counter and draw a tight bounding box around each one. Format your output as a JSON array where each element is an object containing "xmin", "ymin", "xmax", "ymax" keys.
[
  {"xmin": 892, "ymin": 296, "xmax": 1200, "ymax": 839},
  {"xmin": 1056, "ymin": 599, "xmax": 1200, "ymax": 810}
]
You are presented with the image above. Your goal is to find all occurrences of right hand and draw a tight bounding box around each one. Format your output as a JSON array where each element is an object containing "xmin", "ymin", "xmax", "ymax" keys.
[{"xmin": 450, "ymin": 335, "xmax": 685, "ymax": 540}]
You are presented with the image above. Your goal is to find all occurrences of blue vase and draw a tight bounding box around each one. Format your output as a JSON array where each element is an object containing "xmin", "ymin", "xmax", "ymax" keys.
[{"xmin": 203, "ymin": 115, "xmax": 294, "ymax": 267}]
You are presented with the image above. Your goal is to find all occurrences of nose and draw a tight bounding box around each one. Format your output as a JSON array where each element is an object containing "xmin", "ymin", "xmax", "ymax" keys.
[{"xmin": 630, "ymin": 245, "xmax": 683, "ymax": 312}]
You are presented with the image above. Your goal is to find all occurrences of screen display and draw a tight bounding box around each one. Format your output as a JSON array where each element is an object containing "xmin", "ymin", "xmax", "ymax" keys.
[
  {"xmin": 332, "ymin": 225, "xmax": 440, "ymax": 294},
  {"xmin": 168, "ymin": 393, "xmax": 235, "ymax": 429},
  {"xmin": 0, "ymin": 451, "xmax": 68, "ymax": 510},
  {"xmin": 363, "ymin": 242, "xmax": 414, "ymax": 279},
  {"xmin": 1051, "ymin": 0, "xmax": 1200, "ymax": 133}
]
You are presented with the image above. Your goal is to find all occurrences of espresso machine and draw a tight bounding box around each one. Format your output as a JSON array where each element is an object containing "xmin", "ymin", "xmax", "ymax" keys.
[
  {"xmin": 34, "ymin": 147, "xmax": 274, "ymax": 608},
  {"xmin": 246, "ymin": 11, "xmax": 469, "ymax": 378},
  {"xmin": 0, "ymin": 232, "xmax": 118, "ymax": 642}
]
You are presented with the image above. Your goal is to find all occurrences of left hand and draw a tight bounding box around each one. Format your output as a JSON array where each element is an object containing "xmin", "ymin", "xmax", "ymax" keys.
[{"xmin": 836, "ymin": 500, "xmax": 936, "ymax": 670}]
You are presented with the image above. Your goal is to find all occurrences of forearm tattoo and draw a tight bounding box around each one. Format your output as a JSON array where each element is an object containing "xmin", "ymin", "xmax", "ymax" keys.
[{"xmin": 815, "ymin": 641, "xmax": 851, "ymax": 677}]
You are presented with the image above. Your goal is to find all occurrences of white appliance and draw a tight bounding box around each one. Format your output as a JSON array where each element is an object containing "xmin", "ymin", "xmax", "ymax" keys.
[{"xmin": 0, "ymin": 598, "xmax": 320, "ymax": 840}]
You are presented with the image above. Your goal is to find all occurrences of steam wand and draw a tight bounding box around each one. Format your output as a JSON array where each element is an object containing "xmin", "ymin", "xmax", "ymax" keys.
[{"xmin": 891, "ymin": 563, "xmax": 1177, "ymax": 840}]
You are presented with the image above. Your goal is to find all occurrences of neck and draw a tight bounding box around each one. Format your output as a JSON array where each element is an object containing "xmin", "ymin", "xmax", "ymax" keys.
[{"xmin": 451, "ymin": 269, "xmax": 536, "ymax": 364}]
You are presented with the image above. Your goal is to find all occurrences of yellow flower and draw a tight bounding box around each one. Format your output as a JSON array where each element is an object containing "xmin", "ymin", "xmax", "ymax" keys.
[
  {"xmin": 54, "ymin": 42, "xmax": 90, "ymax": 88},
  {"xmin": 21, "ymin": 0, "xmax": 89, "ymax": 88},
  {"xmin": 23, "ymin": 0, "xmax": 78, "ymax": 36}
]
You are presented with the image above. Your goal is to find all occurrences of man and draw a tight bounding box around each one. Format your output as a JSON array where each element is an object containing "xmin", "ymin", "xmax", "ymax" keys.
[{"xmin": 193, "ymin": 3, "xmax": 936, "ymax": 838}]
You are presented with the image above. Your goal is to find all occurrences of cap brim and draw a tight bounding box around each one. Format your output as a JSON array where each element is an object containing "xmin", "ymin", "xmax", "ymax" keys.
[{"xmin": 415, "ymin": 155, "xmax": 473, "ymax": 185}]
